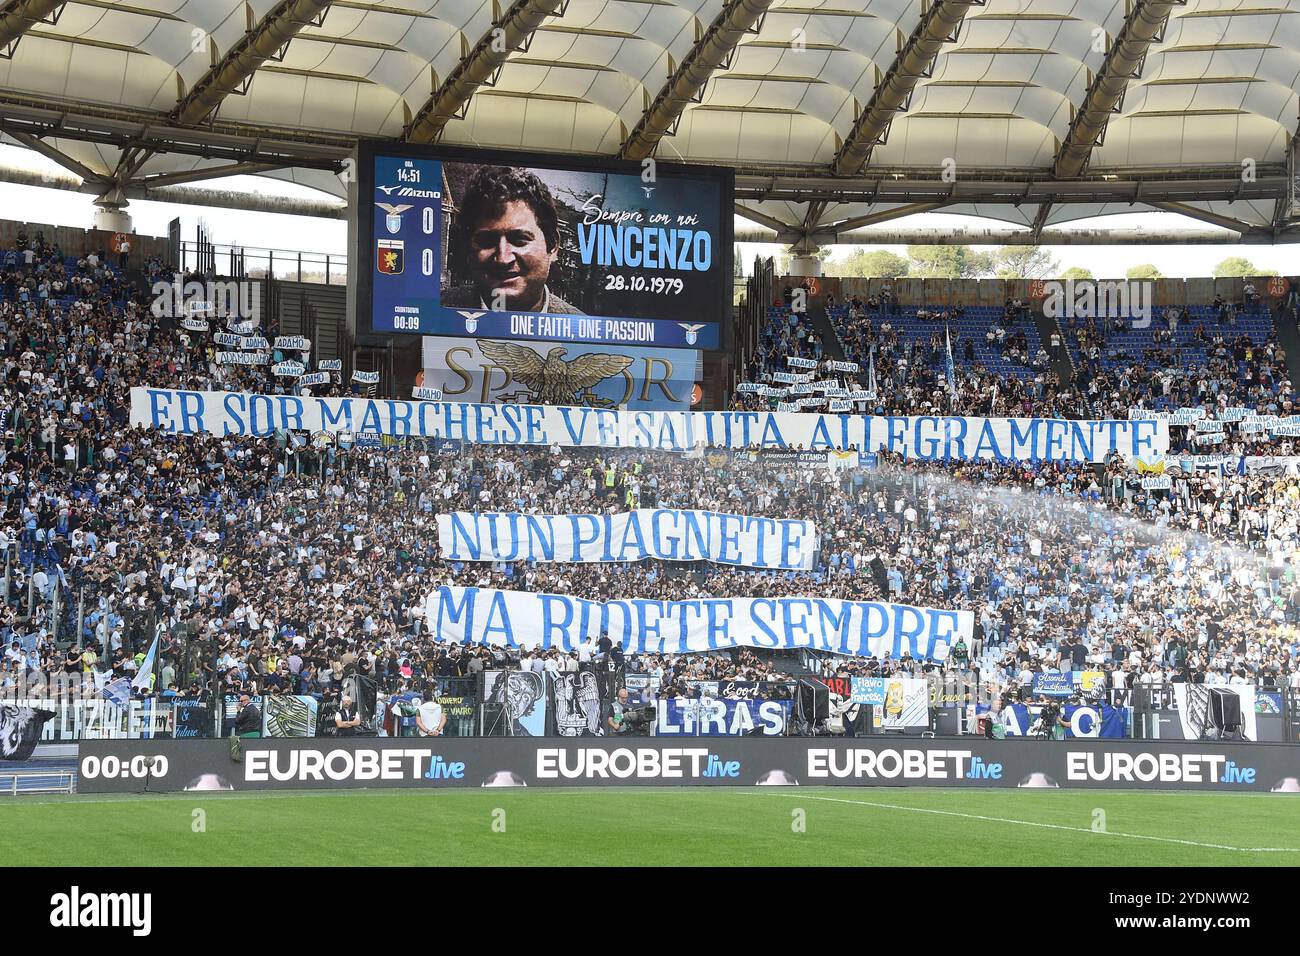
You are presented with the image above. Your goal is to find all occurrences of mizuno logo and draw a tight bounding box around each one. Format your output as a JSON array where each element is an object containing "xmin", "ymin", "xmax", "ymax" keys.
[{"xmin": 377, "ymin": 185, "xmax": 441, "ymax": 199}]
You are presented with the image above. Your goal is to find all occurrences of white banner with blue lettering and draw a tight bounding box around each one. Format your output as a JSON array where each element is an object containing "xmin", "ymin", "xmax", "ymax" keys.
[
  {"xmin": 654, "ymin": 698, "xmax": 791, "ymax": 736},
  {"xmin": 423, "ymin": 586, "xmax": 972, "ymax": 660},
  {"xmin": 131, "ymin": 388, "xmax": 1167, "ymax": 464},
  {"xmin": 437, "ymin": 510, "xmax": 817, "ymax": 570}
]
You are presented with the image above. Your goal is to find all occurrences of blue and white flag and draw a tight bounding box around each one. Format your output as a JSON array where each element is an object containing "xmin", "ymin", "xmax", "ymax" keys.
[
  {"xmin": 945, "ymin": 326, "xmax": 957, "ymax": 399},
  {"xmin": 103, "ymin": 677, "xmax": 132, "ymax": 708},
  {"xmin": 866, "ymin": 347, "xmax": 877, "ymax": 401},
  {"xmin": 131, "ymin": 629, "xmax": 161, "ymax": 693}
]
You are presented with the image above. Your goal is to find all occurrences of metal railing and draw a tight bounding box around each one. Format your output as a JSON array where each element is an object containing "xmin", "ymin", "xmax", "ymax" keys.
[
  {"xmin": 1, "ymin": 770, "xmax": 76, "ymax": 796},
  {"xmin": 177, "ymin": 240, "xmax": 347, "ymax": 285}
]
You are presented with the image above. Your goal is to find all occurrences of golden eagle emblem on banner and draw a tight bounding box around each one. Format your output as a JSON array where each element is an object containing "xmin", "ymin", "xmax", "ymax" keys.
[{"xmin": 476, "ymin": 341, "xmax": 633, "ymax": 407}]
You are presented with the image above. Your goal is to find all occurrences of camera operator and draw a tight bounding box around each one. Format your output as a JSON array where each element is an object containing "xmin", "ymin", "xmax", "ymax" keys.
[
  {"xmin": 1034, "ymin": 698, "xmax": 1068, "ymax": 740},
  {"xmin": 604, "ymin": 687, "xmax": 631, "ymax": 735}
]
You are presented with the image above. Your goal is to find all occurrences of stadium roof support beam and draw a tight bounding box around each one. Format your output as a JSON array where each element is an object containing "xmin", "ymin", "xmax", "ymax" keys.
[
  {"xmin": 831, "ymin": 0, "xmax": 981, "ymax": 177},
  {"xmin": 734, "ymin": 202, "xmax": 796, "ymax": 234},
  {"xmin": 828, "ymin": 201, "xmax": 948, "ymax": 233},
  {"xmin": 731, "ymin": 173, "xmax": 1286, "ymax": 205},
  {"xmin": 108, "ymin": 145, "xmax": 152, "ymax": 187},
  {"xmin": 1029, "ymin": 203, "xmax": 1051, "ymax": 242},
  {"xmin": 0, "ymin": 0, "xmax": 65, "ymax": 59},
  {"xmin": 1145, "ymin": 200, "xmax": 1257, "ymax": 235},
  {"xmin": 137, "ymin": 162, "xmax": 284, "ymax": 190},
  {"xmin": 0, "ymin": 161, "xmax": 346, "ymax": 217},
  {"xmin": 404, "ymin": 0, "xmax": 569, "ymax": 145},
  {"xmin": 1053, "ymin": 1, "xmax": 1184, "ymax": 180},
  {"xmin": 0, "ymin": 122, "xmax": 104, "ymax": 184},
  {"xmin": 1035, "ymin": 1, "xmax": 1184, "ymax": 233},
  {"xmin": 0, "ymin": 97, "xmax": 351, "ymax": 174},
  {"xmin": 620, "ymin": 0, "xmax": 776, "ymax": 161},
  {"xmin": 170, "ymin": 0, "xmax": 335, "ymax": 127},
  {"xmin": 733, "ymin": 226, "xmax": 1300, "ymax": 245}
]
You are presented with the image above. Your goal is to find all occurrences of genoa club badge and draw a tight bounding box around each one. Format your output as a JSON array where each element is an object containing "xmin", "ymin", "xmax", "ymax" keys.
[{"xmin": 377, "ymin": 239, "xmax": 404, "ymax": 275}]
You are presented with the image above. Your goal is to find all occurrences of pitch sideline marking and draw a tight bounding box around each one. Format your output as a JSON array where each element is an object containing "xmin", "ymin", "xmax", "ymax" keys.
[{"xmin": 787, "ymin": 794, "xmax": 1300, "ymax": 853}]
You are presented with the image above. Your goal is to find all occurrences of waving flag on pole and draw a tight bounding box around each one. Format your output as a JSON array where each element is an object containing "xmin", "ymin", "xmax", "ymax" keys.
[
  {"xmin": 945, "ymin": 326, "xmax": 958, "ymax": 399},
  {"xmin": 866, "ymin": 347, "xmax": 878, "ymax": 400},
  {"xmin": 131, "ymin": 626, "xmax": 161, "ymax": 693}
]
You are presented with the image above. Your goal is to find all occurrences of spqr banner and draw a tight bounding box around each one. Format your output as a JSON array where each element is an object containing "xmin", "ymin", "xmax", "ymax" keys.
[
  {"xmin": 425, "ymin": 587, "xmax": 973, "ymax": 660},
  {"xmin": 437, "ymin": 509, "xmax": 817, "ymax": 570},
  {"xmin": 132, "ymin": 388, "xmax": 1167, "ymax": 464}
]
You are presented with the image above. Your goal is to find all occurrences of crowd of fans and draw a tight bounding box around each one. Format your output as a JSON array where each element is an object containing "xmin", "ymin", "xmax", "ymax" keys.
[
  {"xmin": 2, "ymin": 237, "xmax": 1300, "ymax": 741},
  {"xmin": 736, "ymin": 293, "xmax": 1297, "ymax": 458}
]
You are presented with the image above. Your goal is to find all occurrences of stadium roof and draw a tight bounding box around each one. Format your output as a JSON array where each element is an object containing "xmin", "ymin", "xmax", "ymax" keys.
[{"xmin": 0, "ymin": 0, "xmax": 1297, "ymax": 243}]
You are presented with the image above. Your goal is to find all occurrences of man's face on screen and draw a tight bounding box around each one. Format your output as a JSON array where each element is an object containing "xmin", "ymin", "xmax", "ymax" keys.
[{"xmin": 467, "ymin": 200, "xmax": 556, "ymax": 311}]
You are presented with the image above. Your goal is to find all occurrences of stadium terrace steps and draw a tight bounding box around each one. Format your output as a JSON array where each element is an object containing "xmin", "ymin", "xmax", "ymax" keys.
[
  {"xmin": 1062, "ymin": 303, "xmax": 1275, "ymax": 377},
  {"xmin": 1032, "ymin": 307, "xmax": 1076, "ymax": 385},
  {"xmin": 1271, "ymin": 301, "xmax": 1300, "ymax": 399},
  {"xmin": 275, "ymin": 279, "xmax": 346, "ymax": 363},
  {"xmin": 826, "ymin": 305, "xmax": 1046, "ymax": 382},
  {"xmin": 809, "ymin": 302, "xmax": 846, "ymax": 361}
]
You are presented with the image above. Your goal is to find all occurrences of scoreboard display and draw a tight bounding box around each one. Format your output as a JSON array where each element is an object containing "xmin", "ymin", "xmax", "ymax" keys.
[{"xmin": 358, "ymin": 143, "xmax": 732, "ymax": 349}]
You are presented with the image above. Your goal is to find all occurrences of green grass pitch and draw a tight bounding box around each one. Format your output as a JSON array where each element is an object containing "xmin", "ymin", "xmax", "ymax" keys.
[{"xmin": 3, "ymin": 788, "xmax": 1298, "ymax": 866}]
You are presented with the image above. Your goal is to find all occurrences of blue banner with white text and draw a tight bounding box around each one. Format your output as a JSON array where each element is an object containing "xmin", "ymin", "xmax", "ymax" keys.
[{"xmin": 1032, "ymin": 673, "xmax": 1074, "ymax": 698}]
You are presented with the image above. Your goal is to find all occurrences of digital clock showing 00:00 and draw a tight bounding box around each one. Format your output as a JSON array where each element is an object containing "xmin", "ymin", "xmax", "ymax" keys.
[{"xmin": 80, "ymin": 754, "xmax": 169, "ymax": 780}]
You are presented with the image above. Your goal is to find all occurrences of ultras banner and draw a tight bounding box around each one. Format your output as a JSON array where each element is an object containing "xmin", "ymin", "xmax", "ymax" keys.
[
  {"xmin": 424, "ymin": 586, "xmax": 973, "ymax": 660},
  {"xmin": 653, "ymin": 698, "xmax": 792, "ymax": 736},
  {"xmin": 437, "ymin": 509, "xmax": 817, "ymax": 570},
  {"xmin": 77, "ymin": 738, "xmax": 1300, "ymax": 792},
  {"xmin": 131, "ymin": 388, "xmax": 1168, "ymax": 464}
]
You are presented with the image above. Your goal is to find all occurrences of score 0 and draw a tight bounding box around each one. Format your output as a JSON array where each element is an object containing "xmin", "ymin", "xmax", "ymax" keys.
[{"xmin": 419, "ymin": 204, "xmax": 437, "ymax": 275}]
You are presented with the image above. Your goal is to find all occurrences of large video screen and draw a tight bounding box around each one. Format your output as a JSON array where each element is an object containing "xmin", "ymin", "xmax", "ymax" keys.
[{"xmin": 359, "ymin": 143, "xmax": 731, "ymax": 349}]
